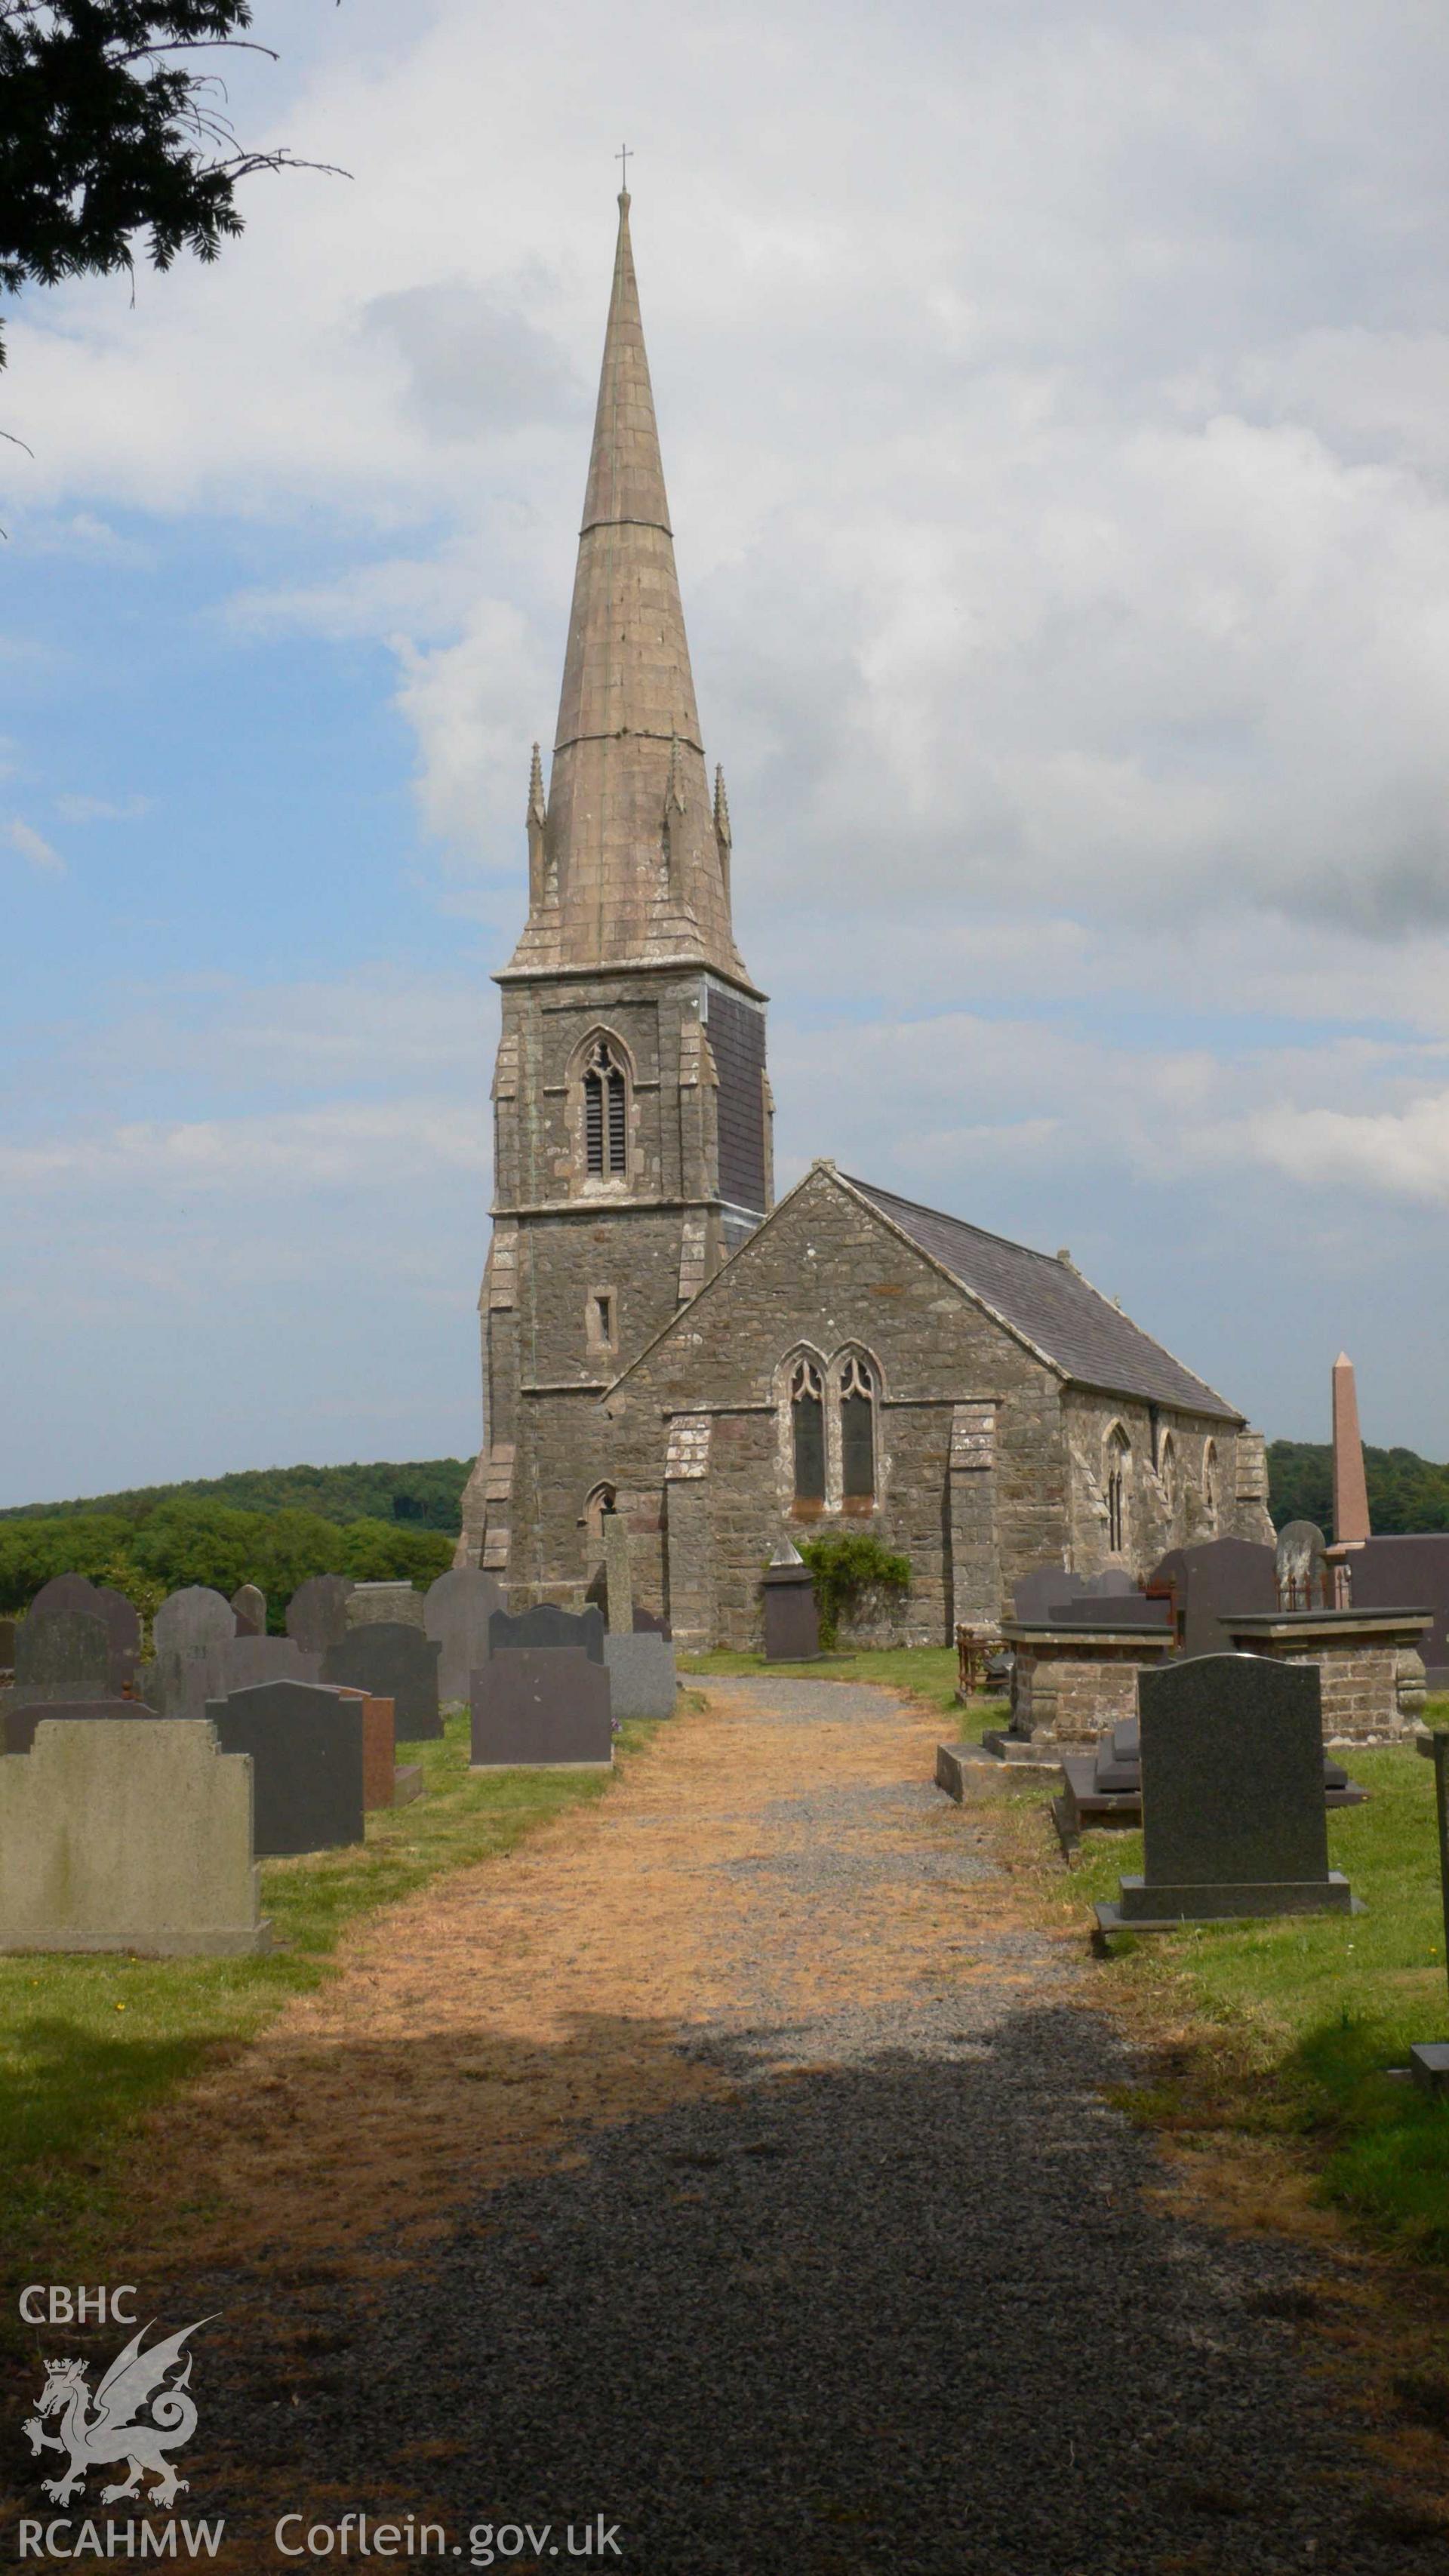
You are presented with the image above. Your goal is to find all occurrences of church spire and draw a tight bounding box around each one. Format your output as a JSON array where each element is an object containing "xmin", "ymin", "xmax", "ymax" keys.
[{"xmin": 503, "ymin": 190, "xmax": 755, "ymax": 988}]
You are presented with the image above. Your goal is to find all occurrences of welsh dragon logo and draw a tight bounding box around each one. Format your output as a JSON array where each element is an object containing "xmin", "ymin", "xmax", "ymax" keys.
[{"xmin": 24, "ymin": 2316, "xmax": 214, "ymax": 2509}]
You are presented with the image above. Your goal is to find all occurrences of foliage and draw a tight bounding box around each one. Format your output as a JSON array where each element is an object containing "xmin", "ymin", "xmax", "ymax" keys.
[
  {"xmin": 1267, "ymin": 1439, "xmax": 1449, "ymax": 1535},
  {"xmin": 0, "ymin": 1454, "xmax": 473, "ymax": 1531},
  {"xmin": 796, "ymin": 1531, "xmax": 911, "ymax": 1648},
  {"xmin": 0, "ymin": 1, "xmax": 342, "ymax": 368},
  {"xmin": 0, "ymin": 1496, "xmax": 454, "ymax": 1617}
]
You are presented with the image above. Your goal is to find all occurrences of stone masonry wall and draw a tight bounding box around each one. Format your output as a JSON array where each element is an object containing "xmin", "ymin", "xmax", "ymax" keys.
[
  {"xmin": 607, "ymin": 1168, "xmax": 1070, "ymax": 1648},
  {"xmin": 1063, "ymin": 1389, "xmax": 1271, "ymax": 1582},
  {"xmin": 1011, "ymin": 1639, "xmax": 1174, "ymax": 1745}
]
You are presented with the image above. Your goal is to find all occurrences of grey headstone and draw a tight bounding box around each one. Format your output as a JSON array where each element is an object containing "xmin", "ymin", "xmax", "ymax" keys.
[
  {"xmin": 205, "ymin": 1680, "xmax": 365, "ymax": 1857},
  {"xmin": 469, "ymin": 1648, "xmax": 613, "ymax": 1768},
  {"xmin": 320, "ymin": 1623, "xmax": 442, "ymax": 1740},
  {"xmin": 220, "ymin": 1634, "xmax": 321, "ymax": 1692},
  {"xmin": 4, "ymin": 1697, "xmax": 164, "ymax": 1756},
  {"xmin": 1275, "ymin": 1520, "xmax": 1329, "ymax": 1611},
  {"xmin": 603, "ymin": 1631, "xmax": 678, "ymax": 1720},
  {"xmin": 424, "ymin": 1565, "xmax": 505, "ymax": 1703},
  {"xmin": 488, "ymin": 1605, "xmax": 605, "ymax": 1664},
  {"xmin": 346, "ymin": 1580, "xmax": 423, "ymax": 1631},
  {"xmin": 13, "ymin": 1610, "xmax": 110, "ymax": 1701},
  {"xmin": 231, "ymin": 1582, "xmax": 266, "ymax": 1638},
  {"xmin": 1149, "ymin": 1538, "xmax": 1278, "ymax": 1657},
  {"xmin": 28, "ymin": 1574, "xmax": 140, "ymax": 1691},
  {"xmin": 146, "ymin": 1586, "xmax": 236, "ymax": 1721},
  {"xmin": 285, "ymin": 1574, "xmax": 355, "ymax": 1657},
  {"xmin": 603, "ymin": 1513, "xmax": 634, "ymax": 1637},
  {"xmin": 761, "ymin": 1559, "xmax": 820, "ymax": 1660},
  {"xmin": 1100, "ymin": 1654, "xmax": 1352, "ymax": 1928}
]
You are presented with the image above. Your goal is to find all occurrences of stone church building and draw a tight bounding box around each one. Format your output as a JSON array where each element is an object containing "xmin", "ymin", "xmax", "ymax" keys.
[{"xmin": 456, "ymin": 191, "xmax": 1274, "ymax": 1645}]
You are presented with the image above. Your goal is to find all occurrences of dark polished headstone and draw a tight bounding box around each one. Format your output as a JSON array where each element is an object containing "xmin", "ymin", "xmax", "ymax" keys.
[
  {"xmin": 13, "ymin": 1610, "xmax": 110, "ymax": 1702},
  {"xmin": 4, "ymin": 1697, "xmax": 161, "ymax": 1756},
  {"xmin": 487, "ymin": 1605, "xmax": 605, "ymax": 1665},
  {"xmin": 1014, "ymin": 1565, "xmax": 1135, "ymax": 1622},
  {"xmin": 1044, "ymin": 1595, "xmax": 1170, "ymax": 1628},
  {"xmin": 761, "ymin": 1556, "xmax": 820, "ymax": 1661},
  {"xmin": 220, "ymin": 1634, "xmax": 321, "ymax": 1692},
  {"xmin": 425, "ymin": 1565, "xmax": 506, "ymax": 1702},
  {"xmin": 1097, "ymin": 1654, "xmax": 1353, "ymax": 1929},
  {"xmin": 27, "ymin": 1576, "xmax": 139, "ymax": 1691},
  {"xmin": 0, "ymin": 1617, "xmax": 14, "ymax": 1670},
  {"xmin": 205, "ymin": 1680, "xmax": 365, "ymax": 1857},
  {"xmin": 1346, "ymin": 1534, "xmax": 1449, "ymax": 1677},
  {"xmin": 285, "ymin": 1574, "xmax": 355, "ymax": 1658},
  {"xmin": 320, "ymin": 1623, "xmax": 442, "ymax": 1740},
  {"xmin": 632, "ymin": 1606, "xmax": 672, "ymax": 1640},
  {"xmin": 469, "ymin": 1648, "xmax": 612, "ymax": 1768},
  {"xmin": 1149, "ymin": 1537, "xmax": 1278, "ymax": 1657},
  {"xmin": 1412, "ymin": 1731, "xmax": 1449, "ymax": 2095},
  {"xmin": 146, "ymin": 1586, "xmax": 235, "ymax": 1720}
]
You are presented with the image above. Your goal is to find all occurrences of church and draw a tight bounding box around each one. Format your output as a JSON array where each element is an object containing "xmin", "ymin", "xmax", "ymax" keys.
[{"xmin": 455, "ymin": 191, "xmax": 1275, "ymax": 1647}]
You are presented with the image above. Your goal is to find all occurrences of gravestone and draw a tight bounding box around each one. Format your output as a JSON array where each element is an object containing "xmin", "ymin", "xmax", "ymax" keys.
[
  {"xmin": 487, "ymin": 1605, "xmax": 605, "ymax": 1664},
  {"xmin": 1056, "ymin": 1711, "xmax": 1366, "ymax": 1846},
  {"xmin": 336, "ymin": 1689, "xmax": 402, "ymax": 1811},
  {"xmin": 1411, "ymin": 1731, "xmax": 1449, "ymax": 2096},
  {"xmin": 220, "ymin": 1634, "xmax": 321, "ymax": 1692},
  {"xmin": 346, "ymin": 1580, "xmax": 423, "ymax": 1632},
  {"xmin": 1096, "ymin": 1654, "xmax": 1354, "ymax": 1930},
  {"xmin": 11, "ymin": 1610, "xmax": 110, "ymax": 1705},
  {"xmin": 205, "ymin": 1680, "xmax": 365, "ymax": 1857},
  {"xmin": 4, "ymin": 1697, "xmax": 165, "ymax": 1757},
  {"xmin": 1044, "ymin": 1595, "xmax": 1170, "ymax": 1629},
  {"xmin": 470, "ymin": 1648, "xmax": 612, "ymax": 1768},
  {"xmin": 0, "ymin": 1617, "xmax": 14, "ymax": 1670},
  {"xmin": 604, "ymin": 1631, "xmax": 677, "ymax": 1720},
  {"xmin": 1342, "ymin": 1535, "xmax": 1449, "ymax": 1684},
  {"xmin": 603, "ymin": 1512, "xmax": 633, "ymax": 1637},
  {"xmin": 0, "ymin": 1719, "xmax": 269, "ymax": 1956},
  {"xmin": 762, "ymin": 1541, "xmax": 820, "ymax": 1660},
  {"xmin": 232, "ymin": 1582, "xmax": 266, "ymax": 1638},
  {"xmin": 424, "ymin": 1565, "xmax": 505, "ymax": 1703},
  {"xmin": 1013, "ymin": 1565, "xmax": 1134, "ymax": 1622},
  {"xmin": 1149, "ymin": 1538, "xmax": 1278, "ymax": 1657},
  {"xmin": 27, "ymin": 1575, "xmax": 139, "ymax": 1691},
  {"xmin": 633, "ymin": 1605, "xmax": 672, "ymax": 1639},
  {"xmin": 1275, "ymin": 1519, "xmax": 1330, "ymax": 1612},
  {"xmin": 320, "ymin": 1623, "xmax": 442, "ymax": 1740},
  {"xmin": 145, "ymin": 1586, "xmax": 236, "ymax": 1721},
  {"xmin": 285, "ymin": 1574, "xmax": 354, "ymax": 1657}
]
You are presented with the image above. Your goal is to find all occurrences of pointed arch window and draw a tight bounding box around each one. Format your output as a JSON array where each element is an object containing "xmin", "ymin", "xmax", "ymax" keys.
[
  {"xmin": 839, "ymin": 1351, "xmax": 877, "ymax": 1511},
  {"xmin": 1203, "ymin": 1439, "xmax": 1220, "ymax": 1534},
  {"xmin": 1105, "ymin": 1424, "xmax": 1131, "ymax": 1554},
  {"xmin": 790, "ymin": 1356, "xmax": 826, "ymax": 1511},
  {"xmin": 582, "ymin": 1036, "xmax": 629, "ymax": 1179},
  {"xmin": 1159, "ymin": 1430, "xmax": 1177, "ymax": 1517}
]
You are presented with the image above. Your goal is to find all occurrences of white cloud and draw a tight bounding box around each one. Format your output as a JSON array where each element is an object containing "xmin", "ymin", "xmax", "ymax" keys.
[
  {"xmin": 1232, "ymin": 1092, "xmax": 1449, "ymax": 1207},
  {"xmin": 54, "ymin": 793, "xmax": 149, "ymax": 823},
  {"xmin": 0, "ymin": 1098, "xmax": 487, "ymax": 1196},
  {"xmin": 7, "ymin": 817, "xmax": 65, "ymax": 875}
]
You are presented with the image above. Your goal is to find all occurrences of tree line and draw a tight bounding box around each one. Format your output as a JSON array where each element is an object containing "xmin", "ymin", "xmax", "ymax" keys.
[
  {"xmin": 0, "ymin": 1497, "xmax": 455, "ymax": 1622},
  {"xmin": 1267, "ymin": 1442, "xmax": 1449, "ymax": 1536}
]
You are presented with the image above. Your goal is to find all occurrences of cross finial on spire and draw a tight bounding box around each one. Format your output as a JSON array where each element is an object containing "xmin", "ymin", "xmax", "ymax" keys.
[{"xmin": 616, "ymin": 142, "xmax": 632, "ymax": 202}]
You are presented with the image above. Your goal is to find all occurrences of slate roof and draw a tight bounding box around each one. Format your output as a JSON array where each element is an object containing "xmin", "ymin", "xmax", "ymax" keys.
[{"xmin": 842, "ymin": 1176, "xmax": 1241, "ymax": 1422}]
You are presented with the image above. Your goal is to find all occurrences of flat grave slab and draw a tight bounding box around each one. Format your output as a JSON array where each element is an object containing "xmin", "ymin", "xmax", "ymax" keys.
[
  {"xmin": 205, "ymin": 1680, "xmax": 365, "ymax": 1857},
  {"xmin": 469, "ymin": 1647, "xmax": 612, "ymax": 1769}
]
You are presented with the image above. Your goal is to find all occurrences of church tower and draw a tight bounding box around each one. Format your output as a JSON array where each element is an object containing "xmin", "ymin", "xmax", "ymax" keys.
[{"xmin": 457, "ymin": 189, "xmax": 772, "ymax": 1598}]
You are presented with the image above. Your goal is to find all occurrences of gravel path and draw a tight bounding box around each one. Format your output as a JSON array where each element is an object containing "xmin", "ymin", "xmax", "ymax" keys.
[{"xmin": 165, "ymin": 1679, "xmax": 1435, "ymax": 2571}]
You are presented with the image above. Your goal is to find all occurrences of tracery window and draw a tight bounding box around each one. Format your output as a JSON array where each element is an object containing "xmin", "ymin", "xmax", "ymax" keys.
[
  {"xmin": 839, "ymin": 1350, "xmax": 877, "ymax": 1511},
  {"xmin": 1105, "ymin": 1424, "xmax": 1131, "ymax": 1553},
  {"xmin": 582, "ymin": 1036, "xmax": 628, "ymax": 1178},
  {"xmin": 790, "ymin": 1356, "xmax": 826, "ymax": 1512}
]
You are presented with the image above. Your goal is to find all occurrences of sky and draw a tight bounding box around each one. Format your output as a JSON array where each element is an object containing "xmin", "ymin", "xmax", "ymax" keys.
[{"xmin": 3, "ymin": 0, "xmax": 1448, "ymax": 1504}]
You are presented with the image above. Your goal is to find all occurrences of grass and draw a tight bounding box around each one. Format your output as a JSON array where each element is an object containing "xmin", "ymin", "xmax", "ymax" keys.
[
  {"xmin": 0, "ymin": 1709, "xmax": 647, "ymax": 2299},
  {"xmin": 1008, "ymin": 1737, "xmax": 1449, "ymax": 2261},
  {"xmin": 678, "ymin": 1642, "xmax": 963, "ymax": 1713}
]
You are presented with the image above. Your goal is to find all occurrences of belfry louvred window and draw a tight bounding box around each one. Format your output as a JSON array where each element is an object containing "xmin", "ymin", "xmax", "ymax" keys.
[{"xmin": 583, "ymin": 1037, "xmax": 628, "ymax": 1177}]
